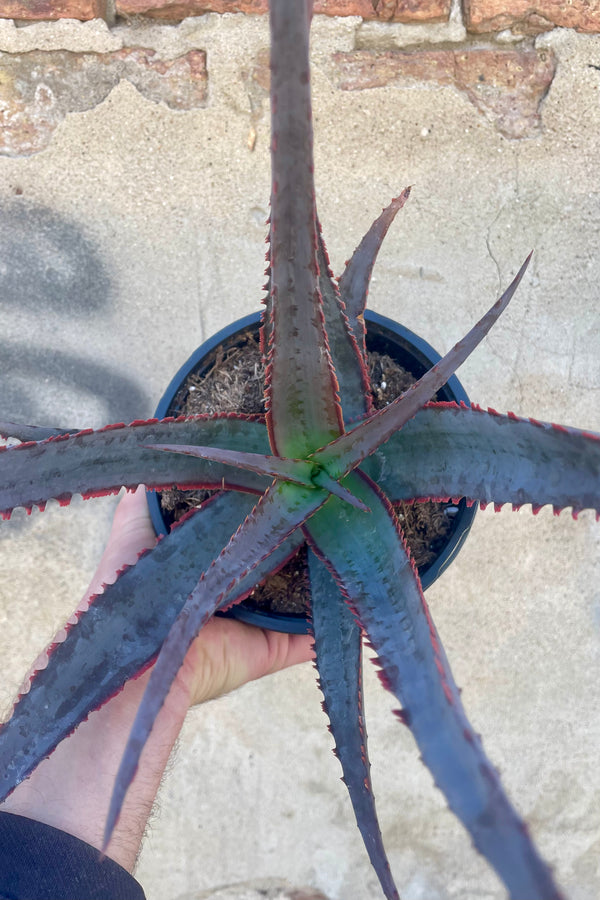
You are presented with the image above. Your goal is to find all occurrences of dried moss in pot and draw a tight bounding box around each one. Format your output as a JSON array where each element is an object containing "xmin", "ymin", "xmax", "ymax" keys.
[{"xmin": 157, "ymin": 329, "xmax": 457, "ymax": 619}]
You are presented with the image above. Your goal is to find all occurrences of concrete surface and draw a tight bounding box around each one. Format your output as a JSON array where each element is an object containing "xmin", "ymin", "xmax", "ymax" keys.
[
  {"xmin": 0, "ymin": 12, "xmax": 599, "ymax": 900},
  {"xmin": 182, "ymin": 879, "xmax": 329, "ymax": 899}
]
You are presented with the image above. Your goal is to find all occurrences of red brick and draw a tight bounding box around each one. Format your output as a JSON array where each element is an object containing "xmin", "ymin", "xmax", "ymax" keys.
[
  {"xmin": 333, "ymin": 47, "xmax": 556, "ymax": 139},
  {"xmin": 465, "ymin": 0, "xmax": 600, "ymax": 34},
  {"xmin": 117, "ymin": 0, "xmax": 266, "ymax": 15},
  {"xmin": 0, "ymin": 48, "xmax": 207, "ymax": 156},
  {"xmin": 0, "ymin": 0, "xmax": 107, "ymax": 19},
  {"xmin": 116, "ymin": 0, "xmax": 450, "ymax": 22}
]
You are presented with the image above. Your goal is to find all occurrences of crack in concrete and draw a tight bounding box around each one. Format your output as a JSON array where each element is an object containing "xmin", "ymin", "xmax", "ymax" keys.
[
  {"xmin": 195, "ymin": 221, "xmax": 207, "ymax": 348},
  {"xmin": 484, "ymin": 207, "xmax": 502, "ymax": 294},
  {"xmin": 482, "ymin": 150, "xmax": 533, "ymax": 410},
  {"xmin": 511, "ymin": 145, "xmax": 527, "ymax": 412}
]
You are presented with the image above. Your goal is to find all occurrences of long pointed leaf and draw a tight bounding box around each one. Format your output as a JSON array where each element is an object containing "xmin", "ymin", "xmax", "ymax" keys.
[
  {"xmin": 314, "ymin": 254, "xmax": 532, "ymax": 479},
  {"xmin": 0, "ymin": 490, "xmax": 292, "ymax": 801},
  {"xmin": 148, "ymin": 443, "xmax": 317, "ymax": 487},
  {"xmin": 308, "ymin": 550, "xmax": 399, "ymax": 900},
  {"xmin": 311, "ymin": 466, "xmax": 370, "ymax": 511},
  {"xmin": 339, "ymin": 188, "xmax": 412, "ymax": 361},
  {"xmin": 151, "ymin": 443, "xmax": 370, "ymax": 510},
  {"xmin": 362, "ymin": 402, "xmax": 600, "ymax": 515},
  {"xmin": 0, "ymin": 415, "xmax": 271, "ymax": 518},
  {"xmin": 103, "ymin": 479, "xmax": 328, "ymax": 847},
  {"xmin": 265, "ymin": 0, "xmax": 343, "ymax": 457},
  {"xmin": 316, "ymin": 224, "xmax": 373, "ymax": 422},
  {"xmin": 305, "ymin": 470, "xmax": 564, "ymax": 899}
]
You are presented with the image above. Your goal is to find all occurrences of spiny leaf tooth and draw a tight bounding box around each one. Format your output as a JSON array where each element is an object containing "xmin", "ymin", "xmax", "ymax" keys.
[
  {"xmin": 442, "ymin": 682, "xmax": 454, "ymax": 705},
  {"xmin": 45, "ymin": 433, "xmax": 71, "ymax": 444},
  {"xmin": 376, "ymin": 670, "xmax": 393, "ymax": 692},
  {"xmin": 0, "ymin": 439, "xmax": 38, "ymax": 455},
  {"xmin": 98, "ymin": 422, "xmax": 127, "ymax": 433},
  {"xmin": 394, "ymin": 708, "xmax": 411, "ymax": 726}
]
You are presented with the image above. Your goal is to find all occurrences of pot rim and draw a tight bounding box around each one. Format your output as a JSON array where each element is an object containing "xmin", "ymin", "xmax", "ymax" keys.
[{"xmin": 147, "ymin": 310, "xmax": 477, "ymax": 635}]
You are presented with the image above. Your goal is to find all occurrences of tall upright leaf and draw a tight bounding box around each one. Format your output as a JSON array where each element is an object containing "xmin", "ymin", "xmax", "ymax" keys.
[
  {"xmin": 338, "ymin": 188, "xmax": 412, "ymax": 361},
  {"xmin": 264, "ymin": 0, "xmax": 343, "ymax": 457},
  {"xmin": 316, "ymin": 225, "xmax": 373, "ymax": 422}
]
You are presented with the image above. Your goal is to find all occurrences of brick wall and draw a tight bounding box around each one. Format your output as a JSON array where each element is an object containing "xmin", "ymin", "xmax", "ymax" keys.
[
  {"xmin": 2, "ymin": 0, "xmax": 598, "ymax": 29},
  {"xmin": 1, "ymin": 1, "xmax": 598, "ymax": 149}
]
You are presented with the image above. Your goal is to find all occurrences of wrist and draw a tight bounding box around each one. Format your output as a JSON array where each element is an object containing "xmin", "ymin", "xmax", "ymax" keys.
[{"xmin": 0, "ymin": 666, "xmax": 189, "ymax": 872}]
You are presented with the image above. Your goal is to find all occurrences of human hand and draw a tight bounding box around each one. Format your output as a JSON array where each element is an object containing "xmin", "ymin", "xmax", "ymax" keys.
[{"xmin": 1, "ymin": 486, "xmax": 315, "ymax": 871}]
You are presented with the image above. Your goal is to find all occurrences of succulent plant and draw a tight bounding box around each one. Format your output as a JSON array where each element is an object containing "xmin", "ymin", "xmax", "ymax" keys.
[{"xmin": 0, "ymin": 1, "xmax": 599, "ymax": 898}]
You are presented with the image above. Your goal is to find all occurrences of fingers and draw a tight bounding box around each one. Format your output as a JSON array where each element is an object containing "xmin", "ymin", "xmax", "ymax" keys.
[
  {"xmin": 179, "ymin": 616, "xmax": 316, "ymax": 707},
  {"xmin": 108, "ymin": 485, "xmax": 156, "ymax": 559},
  {"xmin": 83, "ymin": 486, "xmax": 156, "ymax": 604},
  {"xmin": 278, "ymin": 632, "xmax": 315, "ymax": 668}
]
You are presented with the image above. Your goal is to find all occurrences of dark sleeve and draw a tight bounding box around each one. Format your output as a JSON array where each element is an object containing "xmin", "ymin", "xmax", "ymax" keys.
[{"xmin": 0, "ymin": 812, "xmax": 146, "ymax": 900}]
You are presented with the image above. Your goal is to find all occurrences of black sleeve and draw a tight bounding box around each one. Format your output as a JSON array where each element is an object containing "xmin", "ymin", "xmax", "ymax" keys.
[{"xmin": 0, "ymin": 812, "xmax": 146, "ymax": 900}]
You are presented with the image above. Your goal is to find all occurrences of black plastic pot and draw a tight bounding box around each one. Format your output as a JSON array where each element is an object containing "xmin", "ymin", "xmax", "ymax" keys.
[{"xmin": 147, "ymin": 311, "xmax": 477, "ymax": 635}]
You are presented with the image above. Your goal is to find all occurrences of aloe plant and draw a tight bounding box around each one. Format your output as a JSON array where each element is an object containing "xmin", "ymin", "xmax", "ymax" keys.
[{"xmin": 0, "ymin": 2, "xmax": 598, "ymax": 897}]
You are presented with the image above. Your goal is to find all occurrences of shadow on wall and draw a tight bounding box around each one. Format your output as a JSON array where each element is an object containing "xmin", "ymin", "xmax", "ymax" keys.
[{"xmin": 0, "ymin": 202, "xmax": 149, "ymax": 426}]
